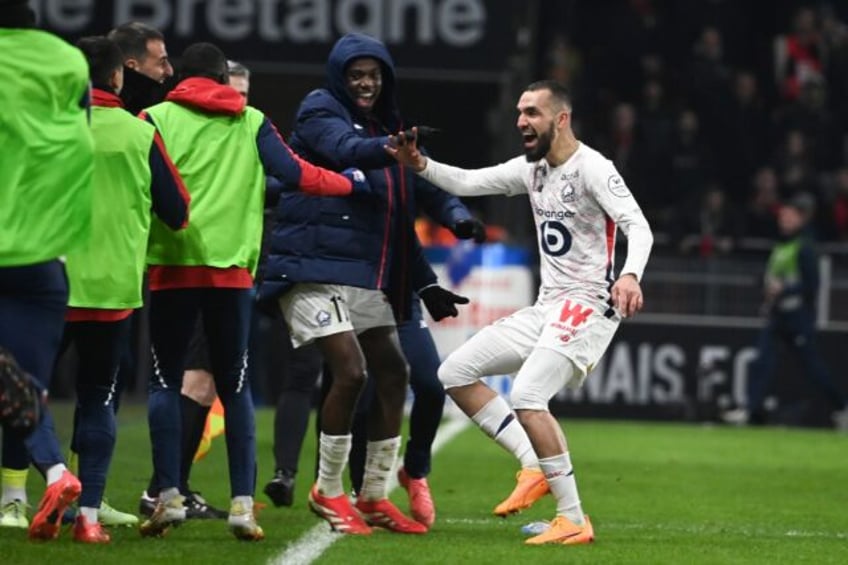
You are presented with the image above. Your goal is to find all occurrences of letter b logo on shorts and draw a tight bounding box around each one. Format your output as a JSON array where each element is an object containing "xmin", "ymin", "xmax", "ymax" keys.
[{"xmin": 559, "ymin": 299, "xmax": 593, "ymax": 327}]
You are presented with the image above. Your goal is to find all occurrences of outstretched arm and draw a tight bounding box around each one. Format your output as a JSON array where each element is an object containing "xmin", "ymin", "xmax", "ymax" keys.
[
  {"xmin": 385, "ymin": 128, "xmax": 526, "ymax": 197},
  {"xmin": 257, "ymin": 118, "xmax": 367, "ymax": 196}
]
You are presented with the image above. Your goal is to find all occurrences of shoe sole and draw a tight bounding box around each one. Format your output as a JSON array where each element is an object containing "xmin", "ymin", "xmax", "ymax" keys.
[
  {"xmin": 359, "ymin": 513, "xmax": 428, "ymax": 534},
  {"xmin": 139, "ymin": 519, "xmax": 181, "ymax": 537},
  {"xmin": 494, "ymin": 485, "xmax": 550, "ymax": 516},
  {"xmin": 526, "ymin": 533, "xmax": 594, "ymax": 546},
  {"xmin": 231, "ymin": 524, "xmax": 265, "ymax": 541},
  {"xmin": 139, "ymin": 514, "xmax": 185, "ymax": 538},
  {"xmin": 308, "ymin": 494, "xmax": 371, "ymax": 535},
  {"xmin": 29, "ymin": 481, "xmax": 82, "ymax": 540},
  {"xmin": 0, "ymin": 516, "xmax": 29, "ymax": 529}
]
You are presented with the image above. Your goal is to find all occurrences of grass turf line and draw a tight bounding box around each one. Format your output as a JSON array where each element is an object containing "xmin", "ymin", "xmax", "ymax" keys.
[{"xmin": 0, "ymin": 404, "xmax": 845, "ymax": 564}]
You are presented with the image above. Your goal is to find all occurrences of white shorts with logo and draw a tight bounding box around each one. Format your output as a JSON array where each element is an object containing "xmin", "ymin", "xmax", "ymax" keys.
[
  {"xmin": 440, "ymin": 296, "xmax": 619, "ymax": 405},
  {"xmin": 279, "ymin": 283, "xmax": 395, "ymax": 348}
]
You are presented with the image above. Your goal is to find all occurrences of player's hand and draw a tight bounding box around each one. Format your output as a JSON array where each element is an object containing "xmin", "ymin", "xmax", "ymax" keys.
[
  {"xmin": 764, "ymin": 278, "xmax": 783, "ymax": 301},
  {"xmin": 385, "ymin": 127, "xmax": 427, "ymax": 172},
  {"xmin": 419, "ymin": 285, "xmax": 469, "ymax": 321},
  {"xmin": 451, "ymin": 218, "xmax": 487, "ymax": 243},
  {"xmin": 611, "ymin": 274, "xmax": 644, "ymax": 318},
  {"xmin": 341, "ymin": 167, "xmax": 371, "ymax": 195}
]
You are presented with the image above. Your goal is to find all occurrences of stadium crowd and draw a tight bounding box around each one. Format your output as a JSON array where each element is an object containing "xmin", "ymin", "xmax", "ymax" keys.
[{"xmin": 540, "ymin": 1, "xmax": 848, "ymax": 254}]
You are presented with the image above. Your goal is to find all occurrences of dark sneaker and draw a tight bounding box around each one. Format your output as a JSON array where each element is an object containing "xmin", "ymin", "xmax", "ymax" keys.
[
  {"xmin": 184, "ymin": 491, "xmax": 228, "ymax": 519},
  {"xmin": 138, "ymin": 491, "xmax": 156, "ymax": 518},
  {"xmin": 263, "ymin": 470, "xmax": 295, "ymax": 507}
]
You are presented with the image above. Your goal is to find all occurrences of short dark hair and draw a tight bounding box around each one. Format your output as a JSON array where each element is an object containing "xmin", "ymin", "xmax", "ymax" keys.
[
  {"xmin": 179, "ymin": 43, "xmax": 228, "ymax": 82},
  {"xmin": 76, "ymin": 36, "xmax": 123, "ymax": 91},
  {"xmin": 107, "ymin": 22, "xmax": 164, "ymax": 63},
  {"xmin": 526, "ymin": 80, "xmax": 572, "ymax": 110}
]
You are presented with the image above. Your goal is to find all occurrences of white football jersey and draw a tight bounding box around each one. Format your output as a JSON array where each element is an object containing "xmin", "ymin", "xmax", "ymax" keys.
[{"xmin": 419, "ymin": 142, "xmax": 653, "ymax": 307}]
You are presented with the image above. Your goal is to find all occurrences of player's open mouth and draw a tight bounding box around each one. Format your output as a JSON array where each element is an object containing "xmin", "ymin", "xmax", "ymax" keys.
[
  {"xmin": 522, "ymin": 131, "xmax": 538, "ymax": 148},
  {"xmin": 355, "ymin": 92, "xmax": 376, "ymax": 107}
]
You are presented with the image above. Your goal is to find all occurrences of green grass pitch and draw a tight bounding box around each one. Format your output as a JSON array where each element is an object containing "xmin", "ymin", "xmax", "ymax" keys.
[{"xmin": 1, "ymin": 402, "xmax": 846, "ymax": 564}]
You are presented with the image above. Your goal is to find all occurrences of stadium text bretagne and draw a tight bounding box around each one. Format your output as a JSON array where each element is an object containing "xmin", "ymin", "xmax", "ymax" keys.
[{"xmin": 33, "ymin": 0, "xmax": 494, "ymax": 55}]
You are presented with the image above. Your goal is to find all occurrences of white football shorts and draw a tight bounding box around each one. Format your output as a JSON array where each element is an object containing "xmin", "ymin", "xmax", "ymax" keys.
[
  {"xmin": 279, "ymin": 283, "xmax": 395, "ymax": 348},
  {"xmin": 439, "ymin": 296, "xmax": 619, "ymax": 406}
]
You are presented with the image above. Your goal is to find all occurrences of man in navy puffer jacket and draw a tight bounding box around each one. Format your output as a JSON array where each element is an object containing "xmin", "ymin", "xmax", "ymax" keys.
[{"xmin": 261, "ymin": 33, "xmax": 475, "ymax": 534}]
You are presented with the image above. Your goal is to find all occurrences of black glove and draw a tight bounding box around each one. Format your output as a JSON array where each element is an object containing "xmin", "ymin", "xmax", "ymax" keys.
[
  {"xmin": 452, "ymin": 218, "xmax": 487, "ymax": 243},
  {"xmin": 399, "ymin": 126, "xmax": 441, "ymax": 143},
  {"xmin": 0, "ymin": 347, "xmax": 43, "ymax": 435},
  {"xmin": 419, "ymin": 285, "xmax": 470, "ymax": 321}
]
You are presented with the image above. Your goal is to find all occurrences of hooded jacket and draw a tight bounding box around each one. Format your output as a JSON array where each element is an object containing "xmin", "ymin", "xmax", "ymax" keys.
[{"xmin": 261, "ymin": 33, "xmax": 472, "ymax": 321}]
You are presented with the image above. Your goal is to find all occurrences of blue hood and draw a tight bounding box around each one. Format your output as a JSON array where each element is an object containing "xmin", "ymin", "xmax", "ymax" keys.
[{"xmin": 326, "ymin": 33, "xmax": 400, "ymax": 130}]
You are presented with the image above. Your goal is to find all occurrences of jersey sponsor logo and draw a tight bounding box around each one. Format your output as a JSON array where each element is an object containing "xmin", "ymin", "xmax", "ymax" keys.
[
  {"xmin": 607, "ymin": 174, "xmax": 631, "ymax": 197},
  {"xmin": 534, "ymin": 207, "xmax": 574, "ymax": 220},
  {"xmin": 559, "ymin": 299, "xmax": 593, "ymax": 327},
  {"xmin": 315, "ymin": 310, "xmax": 332, "ymax": 327},
  {"xmin": 540, "ymin": 220, "xmax": 572, "ymax": 256},
  {"xmin": 558, "ymin": 332, "xmax": 573, "ymax": 343}
]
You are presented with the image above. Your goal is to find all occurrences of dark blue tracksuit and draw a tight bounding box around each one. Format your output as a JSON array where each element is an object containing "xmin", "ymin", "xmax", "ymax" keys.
[
  {"xmin": 263, "ymin": 33, "xmax": 475, "ymax": 485},
  {"xmin": 0, "ymin": 261, "xmax": 67, "ymax": 473}
]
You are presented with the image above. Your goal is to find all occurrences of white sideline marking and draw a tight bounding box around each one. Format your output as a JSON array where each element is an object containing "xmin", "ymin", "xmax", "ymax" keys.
[{"xmin": 269, "ymin": 417, "xmax": 470, "ymax": 565}]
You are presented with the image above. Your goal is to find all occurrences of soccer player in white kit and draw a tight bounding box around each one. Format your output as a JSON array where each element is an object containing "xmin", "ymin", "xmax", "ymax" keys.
[{"xmin": 386, "ymin": 80, "xmax": 653, "ymax": 545}]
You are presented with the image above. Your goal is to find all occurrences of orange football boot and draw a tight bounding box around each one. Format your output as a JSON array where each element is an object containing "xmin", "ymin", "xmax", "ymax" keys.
[{"xmin": 493, "ymin": 468, "xmax": 550, "ymax": 517}]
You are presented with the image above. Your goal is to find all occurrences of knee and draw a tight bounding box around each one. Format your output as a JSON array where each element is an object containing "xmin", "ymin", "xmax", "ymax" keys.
[
  {"xmin": 410, "ymin": 363, "xmax": 446, "ymax": 400},
  {"xmin": 364, "ymin": 348, "xmax": 409, "ymax": 398},
  {"xmin": 330, "ymin": 358, "xmax": 368, "ymax": 391},
  {"xmin": 438, "ymin": 355, "xmax": 479, "ymax": 390},
  {"xmin": 509, "ymin": 382, "xmax": 548, "ymax": 412},
  {"xmin": 414, "ymin": 373, "xmax": 446, "ymax": 403},
  {"xmin": 181, "ymin": 370, "xmax": 217, "ymax": 406},
  {"xmin": 514, "ymin": 407, "xmax": 548, "ymax": 428}
]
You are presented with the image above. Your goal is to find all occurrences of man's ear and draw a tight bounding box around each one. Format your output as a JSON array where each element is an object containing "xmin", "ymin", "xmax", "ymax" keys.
[
  {"xmin": 110, "ymin": 67, "xmax": 123, "ymax": 93},
  {"xmin": 125, "ymin": 58, "xmax": 139, "ymax": 71}
]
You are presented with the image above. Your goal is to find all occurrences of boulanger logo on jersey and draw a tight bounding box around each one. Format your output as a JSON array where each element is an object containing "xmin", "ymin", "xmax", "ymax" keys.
[{"xmin": 533, "ymin": 207, "xmax": 574, "ymax": 220}]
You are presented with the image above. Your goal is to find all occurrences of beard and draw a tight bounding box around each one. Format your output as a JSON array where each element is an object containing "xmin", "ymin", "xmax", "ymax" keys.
[{"xmin": 524, "ymin": 122, "xmax": 554, "ymax": 162}]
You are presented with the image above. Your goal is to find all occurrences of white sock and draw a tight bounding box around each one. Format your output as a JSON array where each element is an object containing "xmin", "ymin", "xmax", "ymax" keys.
[
  {"xmin": 45, "ymin": 464, "xmax": 67, "ymax": 485},
  {"xmin": 1, "ymin": 487, "xmax": 27, "ymax": 505},
  {"xmin": 79, "ymin": 506, "xmax": 98, "ymax": 523},
  {"xmin": 1, "ymin": 467, "xmax": 28, "ymax": 505},
  {"xmin": 316, "ymin": 433, "xmax": 352, "ymax": 498},
  {"xmin": 159, "ymin": 487, "xmax": 181, "ymax": 503},
  {"xmin": 360, "ymin": 436, "xmax": 401, "ymax": 501},
  {"xmin": 539, "ymin": 452, "xmax": 584, "ymax": 526},
  {"xmin": 231, "ymin": 495, "xmax": 253, "ymax": 513},
  {"xmin": 471, "ymin": 396, "xmax": 538, "ymax": 468}
]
